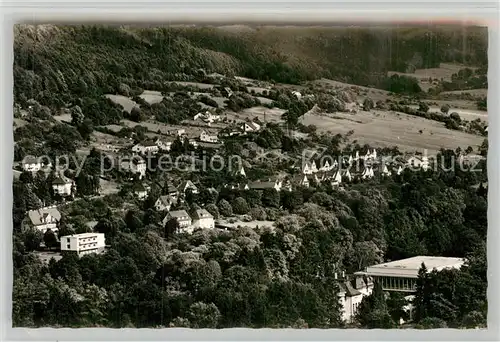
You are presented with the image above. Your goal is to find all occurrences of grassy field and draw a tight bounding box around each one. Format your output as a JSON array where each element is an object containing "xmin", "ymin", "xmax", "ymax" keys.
[
  {"xmin": 139, "ymin": 90, "xmax": 164, "ymax": 104},
  {"xmin": 104, "ymin": 94, "xmax": 138, "ymax": 113},
  {"xmin": 408, "ymin": 105, "xmax": 488, "ymax": 122},
  {"xmin": 13, "ymin": 118, "xmax": 29, "ymax": 128},
  {"xmin": 311, "ymin": 78, "xmax": 390, "ymax": 102},
  {"xmin": 168, "ymin": 82, "xmax": 215, "ymax": 89},
  {"xmin": 440, "ymin": 88, "xmax": 488, "ymax": 97},
  {"xmin": 388, "ymin": 63, "xmax": 477, "ymax": 92},
  {"xmin": 226, "ymin": 106, "xmax": 286, "ymax": 124},
  {"xmin": 300, "ymin": 109, "xmax": 485, "ymax": 155},
  {"xmin": 100, "ymin": 179, "xmax": 120, "ymax": 195},
  {"xmin": 53, "ymin": 113, "xmax": 72, "ymax": 123}
]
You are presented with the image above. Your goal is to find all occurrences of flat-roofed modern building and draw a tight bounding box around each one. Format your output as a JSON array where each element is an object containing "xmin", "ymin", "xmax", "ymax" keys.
[
  {"xmin": 355, "ymin": 256, "xmax": 465, "ymax": 293},
  {"xmin": 60, "ymin": 232, "xmax": 106, "ymax": 257}
]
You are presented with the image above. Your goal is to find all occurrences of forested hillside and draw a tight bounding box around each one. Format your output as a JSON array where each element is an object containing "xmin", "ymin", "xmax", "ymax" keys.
[{"xmin": 14, "ymin": 24, "xmax": 487, "ymax": 110}]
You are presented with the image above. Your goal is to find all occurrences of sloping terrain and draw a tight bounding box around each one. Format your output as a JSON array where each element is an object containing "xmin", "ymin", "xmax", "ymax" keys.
[{"xmin": 14, "ymin": 24, "xmax": 487, "ymax": 107}]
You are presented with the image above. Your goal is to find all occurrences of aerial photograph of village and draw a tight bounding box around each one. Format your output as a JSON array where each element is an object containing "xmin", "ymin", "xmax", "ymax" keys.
[{"xmin": 12, "ymin": 23, "xmax": 488, "ymax": 329}]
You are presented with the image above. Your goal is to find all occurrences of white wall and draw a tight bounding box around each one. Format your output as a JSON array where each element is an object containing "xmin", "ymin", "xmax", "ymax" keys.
[
  {"xmin": 36, "ymin": 223, "xmax": 58, "ymax": 234},
  {"xmin": 193, "ymin": 217, "xmax": 215, "ymax": 229},
  {"xmin": 53, "ymin": 183, "xmax": 72, "ymax": 196}
]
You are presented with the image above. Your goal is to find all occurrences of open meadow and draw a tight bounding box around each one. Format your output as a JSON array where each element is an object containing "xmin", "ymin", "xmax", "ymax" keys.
[{"xmin": 300, "ymin": 109, "xmax": 485, "ymax": 154}]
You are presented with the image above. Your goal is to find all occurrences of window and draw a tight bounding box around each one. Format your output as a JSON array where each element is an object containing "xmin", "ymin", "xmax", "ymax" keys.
[
  {"xmin": 67, "ymin": 238, "xmax": 70, "ymax": 243},
  {"xmin": 67, "ymin": 244, "xmax": 70, "ymax": 249}
]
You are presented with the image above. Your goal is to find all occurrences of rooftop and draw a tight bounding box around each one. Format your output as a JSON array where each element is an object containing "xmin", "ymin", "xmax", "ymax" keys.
[
  {"xmin": 158, "ymin": 195, "xmax": 172, "ymax": 205},
  {"xmin": 249, "ymin": 181, "xmax": 277, "ymax": 189},
  {"xmin": 194, "ymin": 209, "xmax": 213, "ymax": 219},
  {"xmin": 52, "ymin": 176, "xmax": 72, "ymax": 185},
  {"xmin": 28, "ymin": 207, "xmax": 61, "ymax": 226},
  {"xmin": 61, "ymin": 232, "xmax": 104, "ymax": 239},
  {"xmin": 23, "ymin": 156, "xmax": 39, "ymax": 164},
  {"xmin": 362, "ymin": 256, "xmax": 465, "ymax": 278},
  {"xmin": 168, "ymin": 210, "xmax": 190, "ymax": 219}
]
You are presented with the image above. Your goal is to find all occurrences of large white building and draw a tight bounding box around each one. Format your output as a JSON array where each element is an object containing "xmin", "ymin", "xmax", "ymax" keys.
[
  {"xmin": 163, "ymin": 210, "xmax": 192, "ymax": 232},
  {"xmin": 191, "ymin": 209, "xmax": 215, "ymax": 230},
  {"xmin": 27, "ymin": 207, "xmax": 61, "ymax": 234},
  {"xmin": 355, "ymin": 256, "xmax": 465, "ymax": 293},
  {"xmin": 60, "ymin": 232, "xmax": 106, "ymax": 256}
]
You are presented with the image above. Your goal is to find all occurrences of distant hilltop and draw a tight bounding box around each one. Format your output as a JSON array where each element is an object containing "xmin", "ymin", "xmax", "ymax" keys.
[{"xmin": 14, "ymin": 24, "xmax": 487, "ymax": 103}]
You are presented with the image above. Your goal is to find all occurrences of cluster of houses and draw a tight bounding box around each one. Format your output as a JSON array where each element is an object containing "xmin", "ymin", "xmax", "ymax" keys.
[
  {"xmin": 223, "ymin": 150, "xmax": 432, "ymax": 193},
  {"xmin": 130, "ymin": 119, "xmax": 263, "ymax": 152},
  {"xmin": 162, "ymin": 208, "xmax": 215, "ymax": 234},
  {"xmin": 295, "ymin": 149, "xmax": 431, "ymax": 188}
]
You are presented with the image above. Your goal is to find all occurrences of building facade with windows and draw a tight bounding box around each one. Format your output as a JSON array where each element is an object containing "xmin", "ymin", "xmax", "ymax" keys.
[{"xmin": 60, "ymin": 232, "xmax": 106, "ymax": 256}]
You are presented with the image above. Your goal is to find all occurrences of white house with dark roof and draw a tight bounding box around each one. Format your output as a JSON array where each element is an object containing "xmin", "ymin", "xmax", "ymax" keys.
[
  {"xmin": 155, "ymin": 195, "xmax": 173, "ymax": 211},
  {"xmin": 233, "ymin": 165, "xmax": 247, "ymax": 178},
  {"xmin": 194, "ymin": 111, "xmax": 221, "ymax": 124},
  {"xmin": 319, "ymin": 159, "xmax": 337, "ymax": 172},
  {"xmin": 338, "ymin": 276, "xmax": 375, "ymax": 323},
  {"xmin": 360, "ymin": 166, "xmax": 375, "ymax": 180},
  {"xmin": 342, "ymin": 169, "xmax": 353, "ymax": 182},
  {"xmin": 293, "ymin": 174, "xmax": 310, "ymax": 188},
  {"xmin": 163, "ymin": 210, "xmax": 192, "ymax": 231},
  {"xmin": 241, "ymin": 121, "xmax": 261, "ymax": 133},
  {"xmin": 394, "ymin": 164, "xmax": 404, "ymax": 176},
  {"xmin": 229, "ymin": 183, "xmax": 250, "ymax": 191},
  {"xmin": 155, "ymin": 138, "xmax": 173, "ymax": 152},
  {"xmin": 132, "ymin": 141, "xmax": 159, "ymax": 155},
  {"xmin": 192, "ymin": 209, "xmax": 215, "ymax": 230},
  {"xmin": 120, "ymin": 158, "xmax": 147, "ymax": 179},
  {"xmin": 178, "ymin": 180, "xmax": 199, "ymax": 194},
  {"xmin": 133, "ymin": 183, "xmax": 148, "ymax": 200},
  {"xmin": 363, "ymin": 149, "xmax": 377, "ymax": 161},
  {"xmin": 22, "ymin": 156, "xmax": 51, "ymax": 172},
  {"xmin": 381, "ymin": 164, "xmax": 392, "ymax": 177},
  {"xmin": 406, "ymin": 155, "xmax": 429, "ymax": 171},
  {"xmin": 27, "ymin": 206, "xmax": 61, "ymax": 234},
  {"xmin": 52, "ymin": 176, "xmax": 75, "ymax": 197},
  {"xmin": 164, "ymin": 182, "xmax": 180, "ymax": 200},
  {"xmin": 331, "ymin": 170, "xmax": 343, "ymax": 186},
  {"xmin": 200, "ymin": 130, "xmax": 219, "ymax": 143},
  {"xmin": 353, "ymin": 151, "xmax": 360, "ymax": 161},
  {"xmin": 22, "ymin": 156, "xmax": 42, "ymax": 172},
  {"xmin": 302, "ymin": 161, "xmax": 318, "ymax": 175}
]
